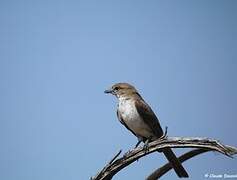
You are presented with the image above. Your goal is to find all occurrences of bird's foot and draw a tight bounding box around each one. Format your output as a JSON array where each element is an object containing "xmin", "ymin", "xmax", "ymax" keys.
[{"xmin": 143, "ymin": 139, "xmax": 150, "ymax": 153}]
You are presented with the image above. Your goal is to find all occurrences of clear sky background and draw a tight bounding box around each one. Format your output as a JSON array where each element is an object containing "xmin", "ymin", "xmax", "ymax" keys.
[{"xmin": 0, "ymin": 0, "xmax": 237, "ymax": 180}]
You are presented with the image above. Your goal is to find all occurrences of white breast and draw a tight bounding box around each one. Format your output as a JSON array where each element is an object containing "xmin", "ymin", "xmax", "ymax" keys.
[{"xmin": 118, "ymin": 98, "xmax": 153, "ymax": 139}]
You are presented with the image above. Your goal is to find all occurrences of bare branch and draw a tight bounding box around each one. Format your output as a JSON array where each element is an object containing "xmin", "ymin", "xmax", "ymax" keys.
[
  {"xmin": 91, "ymin": 137, "xmax": 237, "ymax": 180},
  {"xmin": 146, "ymin": 148, "xmax": 209, "ymax": 180}
]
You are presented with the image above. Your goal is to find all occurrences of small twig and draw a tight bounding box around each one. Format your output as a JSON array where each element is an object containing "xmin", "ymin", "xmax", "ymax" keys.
[
  {"xmin": 91, "ymin": 150, "xmax": 122, "ymax": 180},
  {"xmin": 109, "ymin": 150, "xmax": 122, "ymax": 164},
  {"xmin": 159, "ymin": 126, "xmax": 168, "ymax": 140}
]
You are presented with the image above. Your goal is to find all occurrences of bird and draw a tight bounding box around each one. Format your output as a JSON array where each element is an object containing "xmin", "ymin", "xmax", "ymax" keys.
[{"xmin": 104, "ymin": 82, "xmax": 189, "ymax": 178}]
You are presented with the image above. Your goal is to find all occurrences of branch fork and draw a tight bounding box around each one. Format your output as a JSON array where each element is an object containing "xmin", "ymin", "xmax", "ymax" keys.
[{"xmin": 92, "ymin": 137, "xmax": 237, "ymax": 180}]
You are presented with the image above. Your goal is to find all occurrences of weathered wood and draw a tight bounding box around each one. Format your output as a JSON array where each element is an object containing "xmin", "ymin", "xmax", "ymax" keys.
[
  {"xmin": 146, "ymin": 148, "xmax": 209, "ymax": 180},
  {"xmin": 91, "ymin": 137, "xmax": 237, "ymax": 180}
]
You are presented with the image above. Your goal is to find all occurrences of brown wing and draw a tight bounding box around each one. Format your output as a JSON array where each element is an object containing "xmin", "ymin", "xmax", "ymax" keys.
[
  {"xmin": 116, "ymin": 110, "xmax": 137, "ymax": 137},
  {"xmin": 135, "ymin": 99, "xmax": 164, "ymax": 138}
]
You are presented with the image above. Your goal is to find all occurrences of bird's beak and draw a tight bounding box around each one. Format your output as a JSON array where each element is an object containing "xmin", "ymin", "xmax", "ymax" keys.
[{"xmin": 104, "ymin": 88, "xmax": 113, "ymax": 94}]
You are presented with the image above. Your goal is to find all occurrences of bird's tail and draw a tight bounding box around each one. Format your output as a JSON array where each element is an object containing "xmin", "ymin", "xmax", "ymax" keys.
[{"xmin": 162, "ymin": 148, "xmax": 189, "ymax": 178}]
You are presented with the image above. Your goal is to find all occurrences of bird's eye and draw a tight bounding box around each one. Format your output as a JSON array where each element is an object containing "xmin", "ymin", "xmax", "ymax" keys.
[{"xmin": 114, "ymin": 87, "xmax": 119, "ymax": 91}]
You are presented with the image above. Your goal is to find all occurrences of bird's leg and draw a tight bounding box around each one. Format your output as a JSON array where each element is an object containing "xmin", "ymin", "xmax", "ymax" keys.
[{"xmin": 143, "ymin": 138, "xmax": 151, "ymax": 153}]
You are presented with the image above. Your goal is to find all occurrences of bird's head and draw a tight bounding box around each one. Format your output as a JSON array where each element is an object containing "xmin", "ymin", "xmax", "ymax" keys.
[{"xmin": 104, "ymin": 83, "xmax": 139, "ymax": 99}]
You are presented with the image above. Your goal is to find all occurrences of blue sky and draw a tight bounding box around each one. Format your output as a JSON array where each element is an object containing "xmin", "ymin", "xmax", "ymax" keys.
[{"xmin": 0, "ymin": 0, "xmax": 236, "ymax": 179}]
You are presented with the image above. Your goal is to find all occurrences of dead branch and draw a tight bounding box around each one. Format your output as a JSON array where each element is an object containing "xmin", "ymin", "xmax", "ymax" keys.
[
  {"xmin": 146, "ymin": 148, "xmax": 209, "ymax": 180},
  {"xmin": 91, "ymin": 137, "xmax": 237, "ymax": 180}
]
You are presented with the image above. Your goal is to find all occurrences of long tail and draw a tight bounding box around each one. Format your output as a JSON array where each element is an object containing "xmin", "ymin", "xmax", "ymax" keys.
[{"xmin": 162, "ymin": 148, "xmax": 189, "ymax": 178}]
